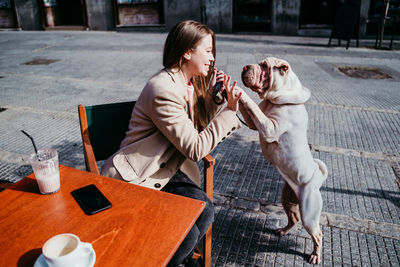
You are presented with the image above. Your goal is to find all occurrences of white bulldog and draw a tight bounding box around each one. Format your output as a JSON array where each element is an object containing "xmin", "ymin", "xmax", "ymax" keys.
[{"xmin": 237, "ymin": 57, "xmax": 328, "ymax": 264}]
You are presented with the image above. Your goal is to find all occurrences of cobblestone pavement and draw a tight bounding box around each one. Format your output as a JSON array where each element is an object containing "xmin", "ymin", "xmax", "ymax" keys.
[{"xmin": 1, "ymin": 31, "xmax": 399, "ymax": 266}]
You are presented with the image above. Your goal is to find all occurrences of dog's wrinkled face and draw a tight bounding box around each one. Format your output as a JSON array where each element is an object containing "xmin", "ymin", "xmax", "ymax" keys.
[
  {"xmin": 242, "ymin": 57, "xmax": 292, "ymax": 99},
  {"xmin": 241, "ymin": 60, "xmax": 272, "ymax": 99},
  {"xmin": 241, "ymin": 57, "xmax": 311, "ymax": 105}
]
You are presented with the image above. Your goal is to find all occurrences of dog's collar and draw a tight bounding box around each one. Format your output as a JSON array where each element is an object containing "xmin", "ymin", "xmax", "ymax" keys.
[{"xmin": 266, "ymin": 99, "xmax": 306, "ymax": 106}]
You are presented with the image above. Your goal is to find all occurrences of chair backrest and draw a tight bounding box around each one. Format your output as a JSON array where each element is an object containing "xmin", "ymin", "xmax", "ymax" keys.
[{"xmin": 78, "ymin": 101, "xmax": 136, "ymax": 173}]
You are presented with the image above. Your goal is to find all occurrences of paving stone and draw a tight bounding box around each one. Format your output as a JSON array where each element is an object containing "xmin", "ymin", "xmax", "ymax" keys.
[
  {"xmin": 211, "ymin": 206, "xmax": 400, "ymax": 266},
  {"xmin": 0, "ymin": 161, "xmax": 31, "ymax": 183},
  {"xmin": 307, "ymin": 104, "xmax": 400, "ymax": 157},
  {"xmin": 230, "ymin": 197, "xmax": 260, "ymax": 211},
  {"xmin": 211, "ymin": 136, "xmax": 400, "ymax": 225},
  {"xmin": 1, "ymin": 31, "xmax": 400, "ymax": 267}
]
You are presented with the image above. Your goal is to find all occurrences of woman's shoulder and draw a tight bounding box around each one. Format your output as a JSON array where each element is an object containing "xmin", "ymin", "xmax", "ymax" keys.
[
  {"xmin": 144, "ymin": 69, "xmax": 185, "ymax": 99},
  {"xmin": 146, "ymin": 69, "xmax": 172, "ymax": 90}
]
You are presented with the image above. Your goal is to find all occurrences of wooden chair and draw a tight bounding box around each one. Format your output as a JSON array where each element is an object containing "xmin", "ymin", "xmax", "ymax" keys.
[{"xmin": 78, "ymin": 101, "xmax": 214, "ymax": 267}]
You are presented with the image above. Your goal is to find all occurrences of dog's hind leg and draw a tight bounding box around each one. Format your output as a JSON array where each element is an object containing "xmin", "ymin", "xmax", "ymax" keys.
[
  {"xmin": 299, "ymin": 181, "xmax": 324, "ymax": 264},
  {"xmin": 276, "ymin": 182, "xmax": 301, "ymax": 236}
]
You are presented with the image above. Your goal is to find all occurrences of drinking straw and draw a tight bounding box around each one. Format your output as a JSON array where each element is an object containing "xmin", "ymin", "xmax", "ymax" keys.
[{"xmin": 21, "ymin": 130, "xmax": 39, "ymax": 157}]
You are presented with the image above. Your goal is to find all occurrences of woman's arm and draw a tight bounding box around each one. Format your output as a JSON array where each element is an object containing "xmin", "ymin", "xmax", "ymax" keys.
[{"xmin": 150, "ymin": 87, "xmax": 240, "ymax": 162}]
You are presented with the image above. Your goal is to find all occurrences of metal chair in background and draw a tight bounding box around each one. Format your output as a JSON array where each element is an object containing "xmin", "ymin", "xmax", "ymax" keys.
[
  {"xmin": 374, "ymin": 0, "xmax": 400, "ymax": 49},
  {"xmin": 328, "ymin": 0, "xmax": 361, "ymax": 49}
]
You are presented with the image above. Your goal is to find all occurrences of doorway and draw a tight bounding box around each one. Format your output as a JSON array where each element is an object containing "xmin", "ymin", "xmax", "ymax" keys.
[
  {"xmin": 0, "ymin": 0, "xmax": 19, "ymax": 28},
  {"xmin": 57, "ymin": 0, "xmax": 85, "ymax": 26},
  {"xmin": 233, "ymin": 0, "xmax": 272, "ymax": 32},
  {"xmin": 41, "ymin": 0, "xmax": 88, "ymax": 29},
  {"xmin": 299, "ymin": 0, "xmax": 340, "ymax": 29}
]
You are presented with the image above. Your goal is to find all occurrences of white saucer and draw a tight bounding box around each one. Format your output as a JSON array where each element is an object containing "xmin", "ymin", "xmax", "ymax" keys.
[{"xmin": 34, "ymin": 247, "xmax": 96, "ymax": 267}]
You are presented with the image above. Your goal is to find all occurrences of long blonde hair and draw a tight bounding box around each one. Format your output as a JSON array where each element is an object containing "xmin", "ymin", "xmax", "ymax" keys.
[{"xmin": 163, "ymin": 20, "xmax": 216, "ymax": 131}]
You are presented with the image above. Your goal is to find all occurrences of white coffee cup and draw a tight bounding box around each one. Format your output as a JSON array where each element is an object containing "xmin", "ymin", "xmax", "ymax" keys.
[{"xmin": 42, "ymin": 233, "xmax": 93, "ymax": 267}]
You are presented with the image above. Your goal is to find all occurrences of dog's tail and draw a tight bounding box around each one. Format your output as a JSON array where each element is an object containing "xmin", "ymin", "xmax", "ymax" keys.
[{"xmin": 313, "ymin": 159, "xmax": 328, "ymax": 183}]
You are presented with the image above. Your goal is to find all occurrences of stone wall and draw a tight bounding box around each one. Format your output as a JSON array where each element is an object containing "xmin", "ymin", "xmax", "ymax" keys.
[
  {"xmin": 271, "ymin": 0, "xmax": 300, "ymax": 35},
  {"xmin": 205, "ymin": 0, "xmax": 232, "ymax": 33},
  {"xmin": 86, "ymin": 0, "xmax": 114, "ymax": 31},
  {"xmin": 163, "ymin": 0, "xmax": 201, "ymax": 30},
  {"xmin": 14, "ymin": 0, "xmax": 42, "ymax": 30},
  {"xmin": 11, "ymin": 0, "xmax": 373, "ymax": 37}
]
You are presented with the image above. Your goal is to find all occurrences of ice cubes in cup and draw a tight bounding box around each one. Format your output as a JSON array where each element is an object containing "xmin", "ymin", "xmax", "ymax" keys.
[{"xmin": 30, "ymin": 148, "xmax": 60, "ymax": 194}]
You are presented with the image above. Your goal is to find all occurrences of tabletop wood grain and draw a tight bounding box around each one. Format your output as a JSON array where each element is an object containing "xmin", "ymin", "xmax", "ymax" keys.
[{"xmin": 0, "ymin": 165, "xmax": 205, "ymax": 266}]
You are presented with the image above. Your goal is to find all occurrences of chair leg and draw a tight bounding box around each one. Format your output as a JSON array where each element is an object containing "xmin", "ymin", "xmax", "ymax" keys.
[
  {"xmin": 378, "ymin": 24, "xmax": 385, "ymax": 49},
  {"xmin": 390, "ymin": 31, "xmax": 394, "ymax": 49},
  {"xmin": 328, "ymin": 37, "xmax": 332, "ymax": 47},
  {"xmin": 203, "ymin": 225, "xmax": 212, "ymax": 267},
  {"xmin": 390, "ymin": 22, "xmax": 397, "ymax": 49},
  {"xmin": 203, "ymin": 155, "xmax": 214, "ymax": 201},
  {"xmin": 346, "ymin": 40, "xmax": 350, "ymax": 50},
  {"xmin": 201, "ymin": 155, "xmax": 215, "ymax": 267}
]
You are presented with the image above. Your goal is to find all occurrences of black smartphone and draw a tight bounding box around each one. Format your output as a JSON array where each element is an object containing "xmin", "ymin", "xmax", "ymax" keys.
[
  {"xmin": 210, "ymin": 62, "xmax": 226, "ymax": 105},
  {"xmin": 71, "ymin": 184, "xmax": 112, "ymax": 215}
]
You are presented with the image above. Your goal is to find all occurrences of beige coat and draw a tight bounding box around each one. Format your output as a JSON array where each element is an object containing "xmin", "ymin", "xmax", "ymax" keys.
[{"xmin": 101, "ymin": 68, "xmax": 241, "ymax": 190}]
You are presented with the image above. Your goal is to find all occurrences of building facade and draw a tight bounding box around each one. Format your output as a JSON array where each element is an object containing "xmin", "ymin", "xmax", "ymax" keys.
[{"xmin": 0, "ymin": 0, "xmax": 397, "ymax": 38}]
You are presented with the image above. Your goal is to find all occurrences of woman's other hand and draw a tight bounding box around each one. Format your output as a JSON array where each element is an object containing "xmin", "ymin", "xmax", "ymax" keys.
[
  {"xmin": 224, "ymin": 75, "xmax": 242, "ymax": 112},
  {"xmin": 208, "ymin": 68, "xmax": 225, "ymax": 95}
]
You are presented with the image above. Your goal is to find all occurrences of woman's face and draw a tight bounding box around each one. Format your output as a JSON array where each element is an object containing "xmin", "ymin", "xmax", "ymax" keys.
[{"xmin": 185, "ymin": 34, "xmax": 214, "ymax": 77}]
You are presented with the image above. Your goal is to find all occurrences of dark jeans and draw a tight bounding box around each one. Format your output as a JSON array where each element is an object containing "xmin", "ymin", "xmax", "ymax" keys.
[{"xmin": 162, "ymin": 170, "xmax": 214, "ymax": 267}]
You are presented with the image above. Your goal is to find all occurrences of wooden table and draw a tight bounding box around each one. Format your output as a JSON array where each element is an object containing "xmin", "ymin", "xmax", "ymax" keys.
[{"xmin": 0, "ymin": 165, "xmax": 205, "ymax": 266}]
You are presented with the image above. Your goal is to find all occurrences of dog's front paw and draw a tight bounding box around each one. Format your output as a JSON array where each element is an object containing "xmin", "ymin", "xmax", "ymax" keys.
[
  {"xmin": 309, "ymin": 252, "xmax": 321, "ymax": 265},
  {"xmin": 309, "ymin": 231, "xmax": 323, "ymax": 264},
  {"xmin": 275, "ymin": 224, "xmax": 296, "ymax": 236},
  {"xmin": 275, "ymin": 228, "xmax": 288, "ymax": 236}
]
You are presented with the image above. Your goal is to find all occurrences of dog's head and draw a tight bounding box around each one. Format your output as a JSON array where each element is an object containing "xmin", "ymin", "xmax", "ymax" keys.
[{"xmin": 241, "ymin": 57, "xmax": 310, "ymax": 104}]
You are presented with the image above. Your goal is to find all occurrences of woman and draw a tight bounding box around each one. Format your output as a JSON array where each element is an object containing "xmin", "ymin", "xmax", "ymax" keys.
[{"xmin": 101, "ymin": 20, "xmax": 242, "ymax": 266}]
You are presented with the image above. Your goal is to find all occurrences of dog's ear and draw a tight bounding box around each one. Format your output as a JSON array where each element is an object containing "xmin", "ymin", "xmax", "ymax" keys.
[
  {"xmin": 259, "ymin": 59, "xmax": 269, "ymax": 68},
  {"xmin": 275, "ymin": 60, "xmax": 289, "ymax": 76},
  {"xmin": 267, "ymin": 57, "xmax": 290, "ymax": 76}
]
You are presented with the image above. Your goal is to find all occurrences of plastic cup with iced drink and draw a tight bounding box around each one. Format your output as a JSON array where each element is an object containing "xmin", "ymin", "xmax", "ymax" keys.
[{"xmin": 30, "ymin": 148, "xmax": 60, "ymax": 194}]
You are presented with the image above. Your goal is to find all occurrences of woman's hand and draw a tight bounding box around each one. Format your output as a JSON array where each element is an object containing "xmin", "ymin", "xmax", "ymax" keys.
[
  {"xmin": 224, "ymin": 75, "xmax": 242, "ymax": 112},
  {"xmin": 208, "ymin": 68, "xmax": 225, "ymax": 95}
]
